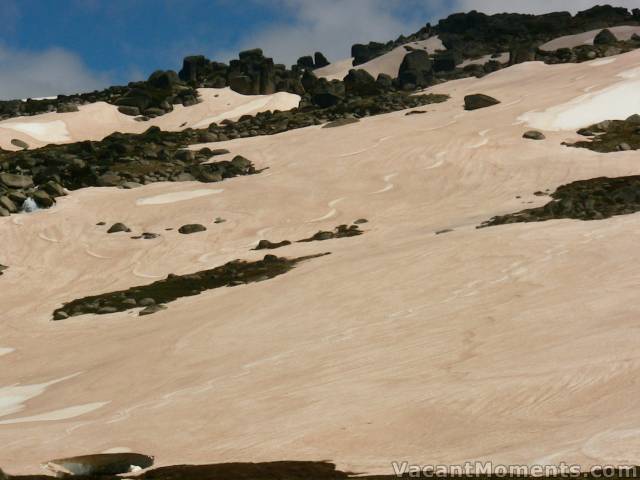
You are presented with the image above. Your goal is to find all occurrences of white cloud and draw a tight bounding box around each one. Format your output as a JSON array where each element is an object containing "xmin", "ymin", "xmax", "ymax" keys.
[
  {"xmin": 0, "ymin": 45, "xmax": 109, "ymax": 100},
  {"xmin": 216, "ymin": 0, "xmax": 425, "ymax": 66}
]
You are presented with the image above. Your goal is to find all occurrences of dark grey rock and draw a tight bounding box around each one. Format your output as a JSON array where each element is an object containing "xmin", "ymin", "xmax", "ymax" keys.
[
  {"xmin": 117, "ymin": 105, "xmax": 141, "ymax": 116},
  {"xmin": 178, "ymin": 224, "xmax": 207, "ymax": 234},
  {"xmin": 464, "ymin": 94, "xmax": 501, "ymax": 110},
  {"xmin": 10, "ymin": 138, "xmax": 29, "ymax": 150},
  {"xmin": 107, "ymin": 222, "xmax": 131, "ymax": 234},
  {"xmin": 523, "ymin": 130, "xmax": 546, "ymax": 140},
  {"xmin": 594, "ymin": 28, "xmax": 618, "ymax": 45}
]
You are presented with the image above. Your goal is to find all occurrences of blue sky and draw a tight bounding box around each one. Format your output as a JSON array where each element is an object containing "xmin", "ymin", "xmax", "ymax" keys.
[{"xmin": 0, "ymin": 0, "xmax": 638, "ymax": 99}]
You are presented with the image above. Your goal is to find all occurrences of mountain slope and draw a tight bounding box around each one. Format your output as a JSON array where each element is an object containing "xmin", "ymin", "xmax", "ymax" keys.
[{"xmin": 2, "ymin": 47, "xmax": 640, "ymax": 474}]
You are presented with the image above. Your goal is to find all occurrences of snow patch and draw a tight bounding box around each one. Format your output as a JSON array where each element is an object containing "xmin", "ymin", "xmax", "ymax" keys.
[
  {"xmin": 519, "ymin": 79, "xmax": 640, "ymax": 131},
  {"xmin": 1, "ymin": 120, "xmax": 71, "ymax": 142},
  {"xmin": 136, "ymin": 189, "xmax": 224, "ymax": 206},
  {"xmin": 0, "ymin": 401, "xmax": 109, "ymax": 424}
]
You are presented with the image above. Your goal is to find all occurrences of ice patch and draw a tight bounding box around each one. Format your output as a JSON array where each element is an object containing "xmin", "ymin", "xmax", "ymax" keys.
[
  {"xmin": 1, "ymin": 120, "xmax": 71, "ymax": 142},
  {"xmin": 193, "ymin": 92, "xmax": 300, "ymax": 128},
  {"xmin": 136, "ymin": 189, "xmax": 223, "ymax": 206},
  {"xmin": 0, "ymin": 401, "xmax": 109, "ymax": 424},
  {"xmin": 0, "ymin": 372, "xmax": 82, "ymax": 418},
  {"xmin": 588, "ymin": 58, "xmax": 616, "ymax": 67},
  {"xmin": 21, "ymin": 197, "xmax": 39, "ymax": 213},
  {"xmin": 519, "ymin": 79, "xmax": 640, "ymax": 131}
]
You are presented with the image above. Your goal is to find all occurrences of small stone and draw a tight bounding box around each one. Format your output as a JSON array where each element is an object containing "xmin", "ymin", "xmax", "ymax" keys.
[
  {"xmin": 138, "ymin": 298, "xmax": 156, "ymax": 307},
  {"xmin": 618, "ymin": 142, "xmax": 632, "ymax": 151},
  {"xmin": 354, "ymin": 218, "xmax": 368, "ymax": 224},
  {"xmin": 214, "ymin": 217, "xmax": 226, "ymax": 224}
]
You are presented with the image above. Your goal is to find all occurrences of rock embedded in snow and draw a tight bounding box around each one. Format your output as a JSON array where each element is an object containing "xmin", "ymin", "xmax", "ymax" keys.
[
  {"xmin": 523, "ymin": 130, "xmax": 546, "ymax": 140},
  {"xmin": 44, "ymin": 453, "xmax": 154, "ymax": 476},
  {"xmin": 464, "ymin": 94, "xmax": 501, "ymax": 111},
  {"xmin": 254, "ymin": 239, "xmax": 292, "ymax": 250},
  {"xmin": 178, "ymin": 224, "xmax": 207, "ymax": 235},
  {"xmin": 107, "ymin": 223, "xmax": 131, "ymax": 234},
  {"xmin": 398, "ymin": 50, "xmax": 433, "ymax": 90},
  {"xmin": 10, "ymin": 139, "xmax": 28, "ymax": 150}
]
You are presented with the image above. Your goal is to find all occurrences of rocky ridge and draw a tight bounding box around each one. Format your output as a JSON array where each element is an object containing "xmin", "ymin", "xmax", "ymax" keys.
[
  {"xmin": 479, "ymin": 176, "xmax": 640, "ymax": 227},
  {"xmin": 52, "ymin": 253, "xmax": 329, "ymax": 319}
]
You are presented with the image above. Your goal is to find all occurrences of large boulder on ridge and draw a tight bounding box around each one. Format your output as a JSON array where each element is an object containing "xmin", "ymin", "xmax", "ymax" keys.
[
  {"xmin": 464, "ymin": 93, "xmax": 501, "ymax": 110},
  {"xmin": 593, "ymin": 28, "xmax": 618, "ymax": 45},
  {"xmin": 398, "ymin": 50, "xmax": 433, "ymax": 90},
  {"xmin": 343, "ymin": 69, "xmax": 381, "ymax": 96}
]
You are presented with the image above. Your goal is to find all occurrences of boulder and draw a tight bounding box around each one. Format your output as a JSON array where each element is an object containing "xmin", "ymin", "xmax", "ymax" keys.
[
  {"xmin": 296, "ymin": 55, "xmax": 315, "ymax": 70},
  {"xmin": 523, "ymin": 130, "xmax": 546, "ymax": 140},
  {"xmin": 376, "ymin": 73, "xmax": 394, "ymax": 89},
  {"xmin": 230, "ymin": 155, "xmax": 253, "ymax": 173},
  {"xmin": 464, "ymin": 94, "xmax": 500, "ymax": 110},
  {"xmin": 0, "ymin": 196, "xmax": 17, "ymax": 213},
  {"xmin": 41, "ymin": 181, "xmax": 66, "ymax": 197},
  {"xmin": 0, "ymin": 173, "xmax": 33, "ymax": 189},
  {"xmin": 97, "ymin": 173, "xmax": 122, "ymax": 187},
  {"xmin": 352, "ymin": 42, "xmax": 387, "ymax": 66},
  {"xmin": 147, "ymin": 70, "xmax": 181, "ymax": 89},
  {"xmin": 398, "ymin": 50, "xmax": 433, "ymax": 89},
  {"xmin": 178, "ymin": 224, "xmax": 207, "ymax": 234},
  {"xmin": 44, "ymin": 453, "xmax": 154, "ymax": 476},
  {"xmin": 314, "ymin": 51, "xmax": 330, "ymax": 68},
  {"xmin": 179, "ymin": 55, "xmax": 208, "ymax": 83},
  {"xmin": 594, "ymin": 28, "xmax": 618, "ymax": 45},
  {"xmin": 343, "ymin": 69, "xmax": 381, "ymax": 96},
  {"xmin": 32, "ymin": 190, "xmax": 54, "ymax": 208},
  {"xmin": 10, "ymin": 138, "xmax": 29, "ymax": 150},
  {"xmin": 433, "ymin": 52, "xmax": 460, "ymax": 72},
  {"xmin": 117, "ymin": 105, "xmax": 141, "ymax": 116},
  {"xmin": 107, "ymin": 223, "xmax": 131, "ymax": 234}
]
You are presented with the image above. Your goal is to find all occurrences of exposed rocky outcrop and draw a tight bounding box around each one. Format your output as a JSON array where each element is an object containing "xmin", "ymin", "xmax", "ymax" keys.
[
  {"xmin": 479, "ymin": 176, "xmax": 640, "ymax": 227},
  {"xmin": 0, "ymin": 130, "xmax": 260, "ymax": 216},
  {"xmin": 43, "ymin": 453, "xmax": 154, "ymax": 477},
  {"xmin": 254, "ymin": 222, "xmax": 365, "ymax": 250},
  {"xmin": 0, "ymin": 88, "xmax": 447, "ymax": 217},
  {"xmin": 565, "ymin": 117, "xmax": 640, "ymax": 152},
  {"xmin": 8, "ymin": 459, "xmax": 638, "ymax": 480},
  {"xmin": 0, "ymin": 264, "xmax": 7, "ymax": 276},
  {"xmin": 398, "ymin": 50, "xmax": 433, "ymax": 90},
  {"xmin": 52, "ymin": 253, "xmax": 330, "ymax": 319},
  {"xmin": 464, "ymin": 94, "xmax": 500, "ymax": 110},
  {"xmin": 298, "ymin": 224, "xmax": 363, "ymax": 242},
  {"xmin": 0, "ymin": 70, "xmax": 199, "ymax": 121}
]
